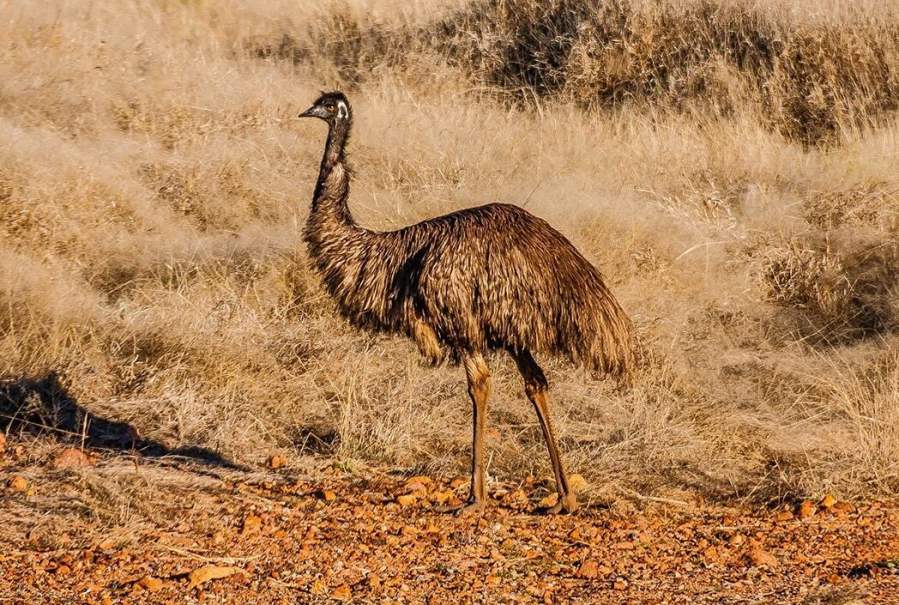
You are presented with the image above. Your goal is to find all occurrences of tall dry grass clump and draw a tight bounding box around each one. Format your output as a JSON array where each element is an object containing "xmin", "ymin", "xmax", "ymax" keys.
[
  {"xmin": 1, "ymin": 0, "xmax": 898, "ymax": 506},
  {"xmin": 285, "ymin": 0, "xmax": 899, "ymax": 145}
]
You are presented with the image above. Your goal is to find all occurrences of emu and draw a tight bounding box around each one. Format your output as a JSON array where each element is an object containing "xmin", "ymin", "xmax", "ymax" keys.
[{"xmin": 299, "ymin": 92, "xmax": 634, "ymax": 514}]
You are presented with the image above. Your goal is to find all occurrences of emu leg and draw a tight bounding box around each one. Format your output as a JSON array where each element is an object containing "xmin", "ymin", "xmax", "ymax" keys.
[
  {"xmin": 513, "ymin": 349, "xmax": 578, "ymax": 514},
  {"xmin": 457, "ymin": 352, "xmax": 491, "ymax": 515}
]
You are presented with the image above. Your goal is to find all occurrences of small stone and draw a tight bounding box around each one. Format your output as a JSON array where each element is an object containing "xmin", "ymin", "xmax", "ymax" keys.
[
  {"xmin": 8, "ymin": 476, "xmax": 28, "ymax": 492},
  {"xmin": 241, "ymin": 514, "xmax": 262, "ymax": 536},
  {"xmin": 405, "ymin": 475, "xmax": 432, "ymax": 489},
  {"xmin": 798, "ymin": 500, "xmax": 816, "ymax": 519},
  {"xmin": 318, "ymin": 489, "xmax": 337, "ymax": 502},
  {"xmin": 775, "ymin": 510, "xmax": 793, "ymax": 522},
  {"xmin": 833, "ymin": 501, "xmax": 854, "ymax": 513},
  {"xmin": 138, "ymin": 576, "xmax": 164, "ymax": 592},
  {"xmin": 367, "ymin": 574, "xmax": 381, "ymax": 590},
  {"xmin": 728, "ymin": 533, "xmax": 745, "ymax": 546},
  {"xmin": 613, "ymin": 578, "xmax": 628, "ymax": 591},
  {"xmin": 268, "ymin": 455, "xmax": 286, "ymax": 469},
  {"xmin": 0, "ymin": 433, "xmax": 6, "ymax": 455},
  {"xmin": 332, "ymin": 584, "xmax": 352, "ymax": 601},
  {"xmin": 430, "ymin": 489, "xmax": 454, "ymax": 505},
  {"xmin": 55, "ymin": 564, "xmax": 72, "ymax": 575},
  {"xmin": 53, "ymin": 448, "xmax": 93, "ymax": 469},
  {"xmin": 748, "ymin": 548, "xmax": 777, "ymax": 567},
  {"xmin": 538, "ymin": 493, "xmax": 558, "ymax": 508},
  {"xmin": 579, "ymin": 559, "xmax": 599, "ymax": 578},
  {"xmin": 820, "ymin": 494, "xmax": 837, "ymax": 509},
  {"xmin": 396, "ymin": 493, "xmax": 417, "ymax": 507},
  {"xmin": 449, "ymin": 477, "xmax": 468, "ymax": 489}
]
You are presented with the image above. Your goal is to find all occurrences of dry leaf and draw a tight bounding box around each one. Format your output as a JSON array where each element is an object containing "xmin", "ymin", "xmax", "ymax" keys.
[{"xmin": 187, "ymin": 565, "xmax": 242, "ymax": 591}]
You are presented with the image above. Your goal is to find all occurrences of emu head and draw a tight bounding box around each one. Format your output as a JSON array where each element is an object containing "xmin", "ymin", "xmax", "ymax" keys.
[{"xmin": 299, "ymin": 91, "xmax": 351, "ymax": 124}]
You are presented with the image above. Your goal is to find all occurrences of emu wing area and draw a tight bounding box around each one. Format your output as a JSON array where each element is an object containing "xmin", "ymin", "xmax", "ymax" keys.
[{"xmin": 396, "ymin": 203, "xmax": 632, "ymax": 373}]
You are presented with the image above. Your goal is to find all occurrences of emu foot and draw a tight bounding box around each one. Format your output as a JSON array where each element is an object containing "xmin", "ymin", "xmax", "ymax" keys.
[
  {"xmin": 436, "ymin": 498, "xmax": 486, "ymax": 516},
  {"xmin": 541, "ymin": 492, "xmax": 578, "ymax": 515}
]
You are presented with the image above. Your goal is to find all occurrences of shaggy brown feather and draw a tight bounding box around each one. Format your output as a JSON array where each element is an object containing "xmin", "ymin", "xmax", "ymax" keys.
[{"xmin": 303, "ymin": 92, "xmax": 634, "ymax": 376}]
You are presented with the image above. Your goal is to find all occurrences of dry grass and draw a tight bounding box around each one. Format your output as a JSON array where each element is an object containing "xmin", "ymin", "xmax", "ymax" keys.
[{"xmin": 1, "ymin": 0, "xmax": 898, "ymax": 510}]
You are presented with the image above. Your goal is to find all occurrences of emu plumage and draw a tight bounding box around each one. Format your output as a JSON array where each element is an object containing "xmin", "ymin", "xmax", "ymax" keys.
[{"xmin": 300, "ymin": 91, "xmax": 635, "ymax": 514}]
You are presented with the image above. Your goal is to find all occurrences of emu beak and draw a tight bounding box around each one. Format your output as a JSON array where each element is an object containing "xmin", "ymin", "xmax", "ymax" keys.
[{"xmin": 298, "ymin": 106, "xmax": 321, "ymax": 119}]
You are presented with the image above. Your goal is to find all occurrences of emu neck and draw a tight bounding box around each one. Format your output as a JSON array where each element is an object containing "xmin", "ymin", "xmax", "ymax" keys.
[{"xmin": 310, "ymin": 119, "xmax": 354, "ymax": 227}]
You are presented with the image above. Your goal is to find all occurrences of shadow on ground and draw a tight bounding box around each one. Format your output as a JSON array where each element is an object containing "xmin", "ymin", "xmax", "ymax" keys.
[{"xmin": 0, "ymin": 372, "xmax": 240, "ymax": 469}]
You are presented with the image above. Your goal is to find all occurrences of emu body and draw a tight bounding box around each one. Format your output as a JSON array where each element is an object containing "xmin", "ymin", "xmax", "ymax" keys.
[{"xmin": 300, "ymin": 92, "xmax": 635, "ymax": 514}]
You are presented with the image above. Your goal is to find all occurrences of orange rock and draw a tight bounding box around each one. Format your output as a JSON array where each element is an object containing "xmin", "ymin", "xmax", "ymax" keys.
[
  {"xmin": 538, "ymin": 493, "xmax": 559, "ymax": 508},
  {"xmin": 430, "ymin": 489, "xmax": 454, "ymax": 505},
  {"xmin": 405, "ymin": 475, "xmax": 432, "ymax": 490},
  {"xmin": 268, "ymin": 455, "xmax": 286, "ymax": 469},
  {"xmin": 775, "ymin": 510, "xmax": 793, "ymax": 522},
  {"xmin": 728, "ymin": 533, "xmax": 745, "ymax": 546},
  {"xmin": 820, "ymin": 494, "xmax": 837, "ymax": 509},
  {"xmin": 798, "ymin": 500, "xmax": 816, "ymax": 519},
  {"xmin": 318, "ymin": 489, "xmax": 337, "ymax": 502},
  {"xmin": 579, "ymin": 559, "xmax": 600, "ymax": 579},
  {"xmin": 748, "ymin": 548, "xmax": 777, "ymax": 567},
  {"xmin": 833, "ymin": 501, "xmax": 854, "ymax": 513},
  {"xmin": 396, "ymin": 493, "xmax": 417, "ymax": 507},
  {"xmin": 613, "ymin": 578, "xmax": 628, "ymax": 591},
  {"xmin": 449, "ymin": 477, "xmax": 468, "ymax": 489},
  {"xmin": 332, "ymin": 584, "xmax": 352, "ymax": 601},
  {"xmin": 0, "ymin": 433, "xmax": 6, "ymax": 455},
  {"xmin": 186, "ymin": 565, "xmax": 242, "ymax": 591},
  {"xmin": 241, "ymin": 514, "xmax": 262, "ymax": 536},
  {"xmin": 138, "ymin": 576, "xmax": 164, "ymax": 592},
  {"xmin": 53, "ymin": 448, "xmax": 93, "ymax": 469},
  {"xmin": 703, "ymin": 546, "xmax": 720, "ymax": 562},
  {"xmin": 8, "ymin": 476, "xmax": 28, "ymax": 492}
]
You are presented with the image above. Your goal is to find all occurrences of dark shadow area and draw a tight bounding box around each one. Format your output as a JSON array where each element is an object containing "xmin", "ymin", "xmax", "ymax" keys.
[
  {"xmin": 290, "ymin": 424, "xmax": 339, "ymax": 455},
  {"xmin": 0, "ymin": 372, "xmax": 241, "ymax": 469}
]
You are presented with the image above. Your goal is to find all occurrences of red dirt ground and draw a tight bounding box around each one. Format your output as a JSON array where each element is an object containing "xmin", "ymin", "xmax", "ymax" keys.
[{"xmin": 2, "ymin": 440, "xmax": 898, "ymax": 604}]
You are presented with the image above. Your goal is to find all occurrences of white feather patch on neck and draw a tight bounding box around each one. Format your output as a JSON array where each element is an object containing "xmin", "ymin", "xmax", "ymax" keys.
[{"xmin": 337, "ymin": 101, "xmax": 348, "ymax": 119}]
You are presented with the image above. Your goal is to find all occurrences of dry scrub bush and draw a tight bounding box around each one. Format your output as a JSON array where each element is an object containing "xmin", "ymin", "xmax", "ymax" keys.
[
  {"xmin": 1, "ymin": 0, "xmax": 898, "ymax": 505},
  {"xmin": 282, "ymin": 0, "xmax": 899, "ymax": 145}
]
